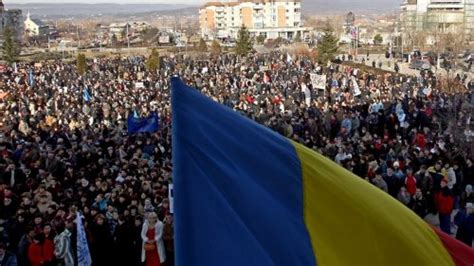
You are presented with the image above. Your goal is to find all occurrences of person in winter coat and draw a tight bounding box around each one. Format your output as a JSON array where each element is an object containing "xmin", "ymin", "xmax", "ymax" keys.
[
  {"xmin": 89, "ymin": 214, "xmax": 114, "ymax": 266},
  {"xmin": 28, "ymin": 233, "xmax": 55, "ymax": 266},
  {"xmin": 162, "ymin": 213, "xmax": 174, "ymax": 266},
  {"xmin": 405, "ymin": 168, "xmax": 417, "ymax": 196},
  {"xmin": 54, "ymin": 223, "xmax": 74, "ymax": 266},
  {"xmin": 461, "ymin": 185, "xmax": 474, "ymax": 209},
  {"xmin": 114, "ymin": 215, "xmax": 135, "ymax": 266},
  {"xmin": 141, "ymin": 212, "xmax": 166, "ymax": 266},
  {"xmin": 411, "ymin": 189, "xmax": 428, "ymax": 218},
  {"xmin": 397, "ymin": 187, "xmax": 411, "ymax": 206},
  {"xmin": 132, "ymin": 216, "xmax": 144, "ymax": 266},
  {"xmin": 454, "ymin": 202, "xmax": 474, "ymax": 247},
  {"xmin": 17, "ymin": 226, "xmax": 35, "ymax": 266},
  {"xmin": 435, "ymin": 180, "xmax": 455, "ymax": 234},
  {"xmin": 0, "ymin": 242, "xmax": 18, "ymax": 266},
  {"xmin": 372, "ymin": 173, "xmax": 388, "ymax": 192}
]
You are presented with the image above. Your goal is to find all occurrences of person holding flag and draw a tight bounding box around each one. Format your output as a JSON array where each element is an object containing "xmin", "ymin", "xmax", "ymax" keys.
[
  {"xmin": 76, "ymin": 213, "xmax": 92, "ymax": 266},
  {"xmin": 83, "ymin": 87, "xmax": 92, "ymax": 103},
  {"xmin": 29, "ymin": 69, "xmax": 35, "ymax": 88}
]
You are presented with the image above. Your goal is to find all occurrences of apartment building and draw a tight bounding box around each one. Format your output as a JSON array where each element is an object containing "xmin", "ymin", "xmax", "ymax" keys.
[
  {"xmin": 400, "ymin": 0, "xmax": 474, "ymax": 37},
  {"xmin": 0, "ymin": 0, "xmax": 24, "ymax": 43},
  {"xmin": 199, "ymin": 0, "xmax": 310, "ymax": 41}
]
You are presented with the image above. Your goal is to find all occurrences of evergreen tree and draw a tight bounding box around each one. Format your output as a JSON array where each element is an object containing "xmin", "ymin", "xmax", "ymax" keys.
[
  {"xmin": 373, "ymin": 34, "xmax": 383, "ymax": 45},
  {"xmin": 197, "ymin": 38, "xmax": 208, "ymax": 52},
  {"xmin": 235, "ymin": 25, "xmax": 253, "ymax": 56},
  {"xmin": 76, "ymin": 53, "xmax": 87, "ymax": 75},
  {"xmin": 294, "ymin": 32, "xmax": 302, "ymax": 43},
  {"xmin": 210, "ymin": 40, "xmax": 222, "ymax": 55},
  {"xmin": 111, "ymin": 34, "xmax": 118, "ymax": 48},
  {"xmin": 256, "ymin": 35, "xmax": 266, "ymax": 45},
  {"xmin": 317, "ymin": 25, "xmax": 339, "ymax": 64},
  {"xmin": 146, "ymin": 48, "xmax": 160, "ymax": 72},
  {"xmin": 2, "ymin": 27, "xmax": 20, "ymax": 65}
]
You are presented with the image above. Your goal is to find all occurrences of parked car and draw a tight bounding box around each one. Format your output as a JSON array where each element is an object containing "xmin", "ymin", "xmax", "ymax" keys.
[
  {"xmin": 464, "ymin": 54, "xmax": 473, "ymax": 63},
  {"xmin": 409, "ymin": 60, "xmax": 431, "ymax": 70}
]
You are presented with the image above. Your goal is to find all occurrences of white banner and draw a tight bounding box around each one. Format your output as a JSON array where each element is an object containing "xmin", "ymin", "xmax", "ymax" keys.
[
  {"xmin": 135, "ymin": 82, "xmax": 144, "ymax": 89},
  {"xmin": 310, "ymin": 74, "xmax": 326, "ymax": 90},
  {"xmin": 351, "ymin": 76, "xmax": 361, "ymax": 96}
]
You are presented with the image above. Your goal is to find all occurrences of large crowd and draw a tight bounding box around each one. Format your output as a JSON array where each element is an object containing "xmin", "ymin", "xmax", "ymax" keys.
[{"xmin": 0, "ymin": 51, "xmax": 474, "ymax": 266}]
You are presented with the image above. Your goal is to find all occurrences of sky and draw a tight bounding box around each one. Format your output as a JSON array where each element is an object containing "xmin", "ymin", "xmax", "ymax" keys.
[{"xmin": 8, "ymin": 0, "xmax": 204, "ymax": 3}]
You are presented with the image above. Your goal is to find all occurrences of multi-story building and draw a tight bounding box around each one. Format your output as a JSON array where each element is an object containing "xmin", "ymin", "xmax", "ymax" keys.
[
  {"xmin": 199, "ymin": 0, "xmax": 310, "ymax": 41},
  {"xmin": 24, "ymin": 12, "xmax": 50, "ymax": 37},
  {"xmin": 400, "ymin": 0, "xmax": 474, "ymax": 38},
  {"xmin": 0, "ymin": 0, "xmax": 23, "ymax": 42}
]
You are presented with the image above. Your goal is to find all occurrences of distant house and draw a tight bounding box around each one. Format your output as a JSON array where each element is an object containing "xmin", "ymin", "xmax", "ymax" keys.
[
  {"xmin": 130, "ymin": 21, "xmax": 151, "ymax": 32},
  {"xmin": 24, "ymin": 12, "xmax": 49, "ymax": 37},
  {"xmin": 109, "ymin": 22, "xmax": 128, "ymax": 41}
]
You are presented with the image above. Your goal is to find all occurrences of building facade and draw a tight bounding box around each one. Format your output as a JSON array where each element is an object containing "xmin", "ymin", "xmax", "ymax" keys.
[
  {"xmin": 0, "ymin": 0, "xmax": 23, "ymax": 42},
  {"xmin": 400, "ymin": 0, "xmax": 474, "ymax": 38},
  {"xmin": 24, "ymin": 12, "xmax": 49, "ymax": 37},
  {"xmin": 199, "ymin": 0, "xmax": 310, "ymax": 40}
]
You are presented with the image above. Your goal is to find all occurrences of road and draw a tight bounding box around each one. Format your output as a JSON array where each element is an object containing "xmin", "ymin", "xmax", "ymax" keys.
[{"xmin": 347, "ymin": 54, "xmax": 473, "ymax": 81}]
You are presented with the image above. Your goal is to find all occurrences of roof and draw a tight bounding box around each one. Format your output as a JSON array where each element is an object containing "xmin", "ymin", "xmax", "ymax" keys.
[
  {"xmin": 31, "ymin": 18, "xmax": 46, "ymax": 27},
  {"xmin": 202, "ymin": 0, "xmax": 300, "ymax": 8},
  {"xmin": 109, "ymin": 22, "xmax": 129, "ymax": 28}
]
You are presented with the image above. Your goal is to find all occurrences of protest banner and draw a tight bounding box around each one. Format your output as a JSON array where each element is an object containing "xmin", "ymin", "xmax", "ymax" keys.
[{"xmin": 310, "ymin": 74, "xmax": 327, "ymax": 90}]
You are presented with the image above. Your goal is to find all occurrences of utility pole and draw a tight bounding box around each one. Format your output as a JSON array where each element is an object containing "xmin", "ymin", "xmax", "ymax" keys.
[
  {"xmin": 126, "ymin": 23, "xmax": 130, "ymax": 52},
  {"xmin": 77, "ymin": 25, "xmax": 81, "ymax": 49}
]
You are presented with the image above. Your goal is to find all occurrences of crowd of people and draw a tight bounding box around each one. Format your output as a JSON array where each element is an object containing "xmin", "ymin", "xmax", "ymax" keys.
[{"xmin": 0, "ymin": 51, "xmax": 474, "ymax": 265}]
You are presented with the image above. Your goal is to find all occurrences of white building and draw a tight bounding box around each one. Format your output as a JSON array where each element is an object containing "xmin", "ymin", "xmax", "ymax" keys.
[
  {"xmin": 108, "ymin": 21, "xmax": 151, "ymax": 42},
  {"xmin": 400, "ymin": 0, "xmax": 474, "ymax": 37},
  {"xmin": 24, "ymin": 12, "xmax": 49, "ymax": 37},
  {"xmin": 109, "ymin": 22, "xmax": 129, "ymax": 41},
  {"xmin": 199, "ymin": 0, "xmax": 311, "ymax": 41}
]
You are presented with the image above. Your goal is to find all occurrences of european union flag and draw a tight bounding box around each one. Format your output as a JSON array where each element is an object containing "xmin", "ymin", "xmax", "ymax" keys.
[
  {"xmin": 83, "ymin": 87, "xmax": 92, "ymax": 102},
  {"xmin": 127, "ymin": 112, "xmax": 159, "ymax": 134}
]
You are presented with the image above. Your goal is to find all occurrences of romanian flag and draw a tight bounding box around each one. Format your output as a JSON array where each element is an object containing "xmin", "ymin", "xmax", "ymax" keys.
[{"xmin": 171, "ymin": 77, "xmax": 474, "ymax": 266}]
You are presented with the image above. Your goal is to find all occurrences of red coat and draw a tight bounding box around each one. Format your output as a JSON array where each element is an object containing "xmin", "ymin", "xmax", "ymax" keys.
[
  {"xmin": 405, "ymin": 175, "xmax": 417, "ymax": 196},
  {"xmin": 28, "ymin": 240, "xmax": 55, "ymax": 266},
  {"xmin": 414, "ymin": 133, "xmax": 426, "ymax": 150},
  {"xmin": 435, "ymin": 192, "xmax": 455, "ymax": 215}
]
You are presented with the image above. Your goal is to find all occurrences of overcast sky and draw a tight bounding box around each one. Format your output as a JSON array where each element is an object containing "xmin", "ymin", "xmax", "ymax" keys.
[{"xmin": 8, "ymin": 0, "xmax": 203, "ymax": 3}]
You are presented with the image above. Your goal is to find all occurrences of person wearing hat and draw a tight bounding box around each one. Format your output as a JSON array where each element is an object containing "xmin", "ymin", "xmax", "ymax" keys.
[
  {"xmin": 454, "ymin": 202, "xmax": 474, "ymax": 246},
  {"xmin": 461, "ymin": 184, "xmax": 474, "ymax": 209},
  {"xmin": 0, "ymin": 241, "xmax": 17, "ymax": 266}
]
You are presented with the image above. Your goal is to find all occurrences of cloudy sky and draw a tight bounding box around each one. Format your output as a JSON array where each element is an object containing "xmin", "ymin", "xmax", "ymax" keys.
[{"xmin": 8, "ymin": 0, "xmax": 204, "ymax": 3}]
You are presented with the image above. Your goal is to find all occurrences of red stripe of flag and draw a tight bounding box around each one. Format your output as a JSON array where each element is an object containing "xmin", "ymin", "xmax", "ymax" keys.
[{"xmin": 432, "ymin": 226, "xmax": 474, "ymax": 266}]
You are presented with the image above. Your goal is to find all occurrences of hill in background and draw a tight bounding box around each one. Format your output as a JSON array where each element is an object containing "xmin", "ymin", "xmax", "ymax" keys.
[{"xmin": 6, "ymin": 0, "xmax": 400, "ymax": 19}]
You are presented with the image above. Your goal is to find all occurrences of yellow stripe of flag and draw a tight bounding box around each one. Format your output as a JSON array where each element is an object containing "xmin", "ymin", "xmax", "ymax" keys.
[{"xmin": 293, "ymin": 141, "xmax": 454, "ymax": 266}]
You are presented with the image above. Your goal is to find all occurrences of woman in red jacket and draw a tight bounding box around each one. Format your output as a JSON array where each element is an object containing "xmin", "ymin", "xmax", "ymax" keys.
[
  {"xmin": 435, "ymin": 180, "xmax": 455, "ymax": 234},
  {"xmin": 28, "ymin": 233, "xmax": 55, "ymax": 266}
]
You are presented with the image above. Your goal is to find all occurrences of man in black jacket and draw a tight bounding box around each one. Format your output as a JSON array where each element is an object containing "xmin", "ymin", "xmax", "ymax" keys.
[{"xmin": 0, "ymin": 242, "xmax": 17, "ymax": 266}]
